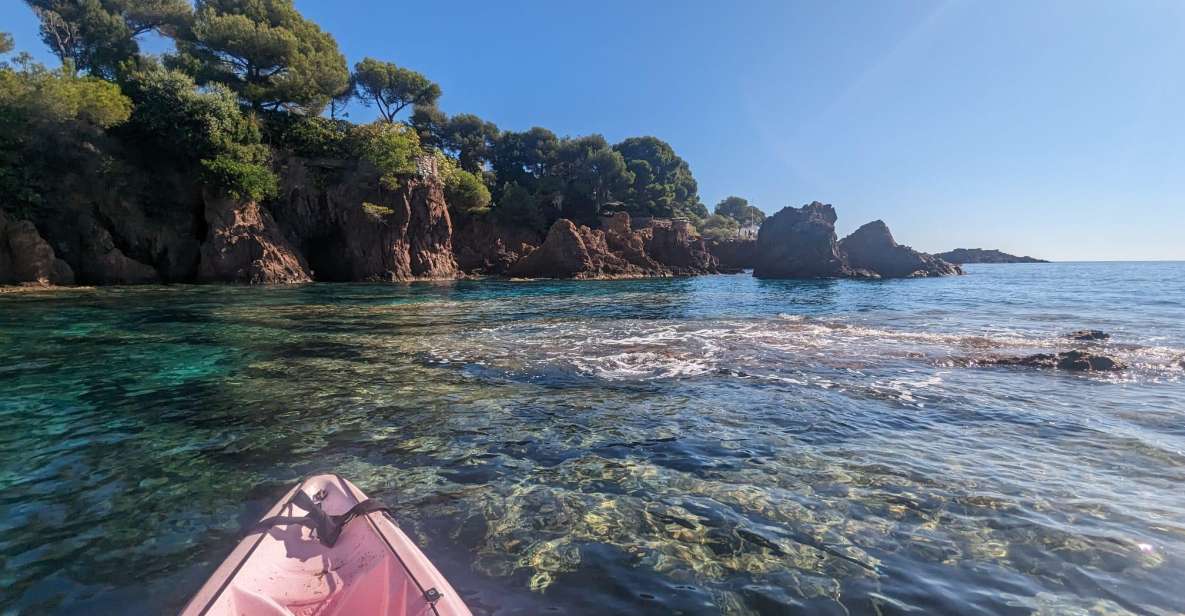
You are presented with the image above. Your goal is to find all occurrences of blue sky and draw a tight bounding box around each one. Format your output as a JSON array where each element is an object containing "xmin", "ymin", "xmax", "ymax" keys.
[{"xmin": 3, "ymin": 0, "xmax": 1183, "ymax": 260}]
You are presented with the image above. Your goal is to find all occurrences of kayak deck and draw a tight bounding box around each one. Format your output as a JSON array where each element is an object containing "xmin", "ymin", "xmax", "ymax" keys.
[{"xmin": 181, "ymin": 474, "xmax": 471, "ymax": 616}]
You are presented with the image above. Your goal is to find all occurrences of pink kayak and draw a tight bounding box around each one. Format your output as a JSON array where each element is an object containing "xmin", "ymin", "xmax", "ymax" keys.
[{"xmin": 180, "ymin": 474, "xmax": 472, "ymax": 616}]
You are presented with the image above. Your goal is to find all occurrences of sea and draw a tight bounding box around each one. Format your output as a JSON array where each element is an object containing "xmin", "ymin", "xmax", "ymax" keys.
[{"xmin": 1, "ymin": 262, "xmax": 1182, "ymax": 615}]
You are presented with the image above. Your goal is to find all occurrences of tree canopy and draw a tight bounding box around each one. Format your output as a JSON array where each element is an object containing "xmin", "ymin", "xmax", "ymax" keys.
[
  {"xmin": 0, "ymin": 32, "xmax": 14, "ymax": 56},
  {"xmin": 174, "ymin": 0, "xmax": 348, "ymax": 113},
  {"xmin": 714, "ymin": 196, "xmax": 765, "ymax": 227},
  {"xmin": 25, "ymin": 0, "xmax": 191, "ymax": 79},
  {"xmin": 351, "ymin": 58, "xmax": 440, "ymax": 123},
  {"xmin": 700, "ymin": 214, "xmax": 740, "ymax": 241},
  {"xmin": 612, "ymin": 136, "xmax": 706, "ymax": 221},
  {"xmin": 5, "ymin": 2, "xmax": 716, "ymax": 235}
]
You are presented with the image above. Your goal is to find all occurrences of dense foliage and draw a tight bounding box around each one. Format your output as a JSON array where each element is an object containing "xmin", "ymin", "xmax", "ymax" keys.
[
  {"xmin": 699, "ymin": 214, "xmax": 740, "ymax": 241},
  {"xmin": 172, "ymin": 0, "xmax": 349, "ymax": 113},
  {"xmin": 1, "ymin": 50, "xmax": 132, "ymax": 212},
  {"xmin": 4, "ymin": 0, "xmax": 711, "ymax": 230},
  {"xmin": 714, "ymin": 196, "xmax": 766, "ymax": 228},
  {"xmin": 28, "ymin": 0, "xmax": 190, "ymax": 79},
  {"xmin": 120, "ymin": 64, "xmax": 275, "ymax": 200}
]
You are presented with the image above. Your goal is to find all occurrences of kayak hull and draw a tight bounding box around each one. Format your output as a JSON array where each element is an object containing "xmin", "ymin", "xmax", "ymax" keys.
[{"xmin": 180, "ymin": 474, "xmax": 471, "ymax": 616}]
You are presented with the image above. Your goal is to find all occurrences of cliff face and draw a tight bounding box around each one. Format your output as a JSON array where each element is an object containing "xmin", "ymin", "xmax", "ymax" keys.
[
  {"xmin": 452, "ymin": 218, "xmax": 540, "ymax": 276},
  {"xmin": 0, "ymin": 210, "xmax": 74, "ymax": 285},
  {"xmin": 840, "ymin": 220, "xmax": 962, "ymax": 278},
  {"xmin": 197, "ymin": 191, "xmax": 311, "ymax": 284},
  {"xmin": 640, "ymin": 218, "xmax": 717, "ymax": 275},
  {"xmin": 270, "ymin": 157, "xmax": 458, "ymax": 282},
  {"xmin": 708, "ymin": 239, "xmax": 757, "ymax": 272}
]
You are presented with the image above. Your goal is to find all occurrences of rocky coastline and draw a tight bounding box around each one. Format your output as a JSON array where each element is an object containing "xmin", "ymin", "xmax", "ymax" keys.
[
  {"xmin": 936, "ymin": 248, "xmax": 1048, "ymax": 264},
  {"xmin": 1, "ymin": 169, "xmax": 968, "ymax": 287}
]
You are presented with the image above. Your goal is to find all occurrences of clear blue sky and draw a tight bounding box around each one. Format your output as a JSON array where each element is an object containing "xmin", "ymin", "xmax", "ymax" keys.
[{"xmin": 3, "ymin": 0, "xmax": 1183, "ymax": 260}]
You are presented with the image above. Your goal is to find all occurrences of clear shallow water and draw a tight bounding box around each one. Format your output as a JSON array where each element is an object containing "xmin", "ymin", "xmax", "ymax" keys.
[{"xmin": 1, "ymin": 262, "xmax": 1183, "ymax": 615}]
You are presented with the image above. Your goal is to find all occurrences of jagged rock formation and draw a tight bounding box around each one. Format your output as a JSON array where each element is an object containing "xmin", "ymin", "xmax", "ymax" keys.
[
  {"xmin": 501, "ymin": 213, "xmax": 717, "ymax": 279},
  {"xmin": 453, "ymin": 218, "xmax": 541, "ymax": 276},
  {"xmin": 752, "ymin": 202, "xmax": 869, "ymax": 279},
  {"xmin": 508, "ymin": 219, "xmax": 649, "ymax": 279},
  {"xmin": 639, "ymin": 218, "xmax": 717, "ymax": 275},
  {"xmin": 751, "ymin": 203, "xmax": 962, "ymax": 280},
  {"xmin": 197, "ymin": 191, "xmax": 311, "ymax": 284},
  {"xmin": 0, "ymin": 210, "xmax": 74, "ymax": 285},
  {"xmin": 271, "ymin": 158, "xmax": 458, "ymax": 281},
  {"xmin": 937, "ymin": 248, "xmax": 1048, "ymax": 264},
  {"xmin": 708, "ymin": 239, "xmax": 757, "ymax": 273},
  {"xmin": 840, "ymin": 220, "xmax": 962, "ymax": 278},
  {"xmin": 603, "ymin": 212, "xmax": 665, "ymax": 273}
]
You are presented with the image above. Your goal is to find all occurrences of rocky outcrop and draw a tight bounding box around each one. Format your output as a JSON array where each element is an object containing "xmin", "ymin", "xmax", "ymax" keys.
[
  {"xmin": 1067, "ymin": 330, "xmax": 1109, "ymax": 341},
  {"xmin": 272, "ymin": 158, "xmax": 457, "ymax": 281},
  {"xmin": 839, "ymin": 220, "xmax": 962, "ymax": 278},
  {"xmin": 708, "ymin": 239, "xmax": 757, "ymax": 273},
  {"xmin": 640, "ymin": 218, "xmax": 718, "ymax": 275},
  {"xmin": 0, "ymin": 210, "xmax": 74, "ymax": 285},
  {"xmin": 504, "ymin": 213, "xmax": 718, "ymax": 279},
  {"xmin": 989, "ymin": 350, "xmax": 1126, "ymax": 372},
  {"xmin": 752, "ymin": 202, "xmax": 867, "ymax": 279},
  {"xmin": 197, "ymin": 192, "xmax": 311, "ymax": 284},
  {"xmin": 508, "ymin": 219, "xmax": 646, "ymax": 279},
  {"xmin": 937, "ymin": 248, "xmax": 1048, "ymax": 264},
  {"xmin": 603, "ymin": 212, "xmax": 665, "ymax": 273},
  {"xmin": 453, "ymin": 218, "xmax": 540, "ymax": 275}
]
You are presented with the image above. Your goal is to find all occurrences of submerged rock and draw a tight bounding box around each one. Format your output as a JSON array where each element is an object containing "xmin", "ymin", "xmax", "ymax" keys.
[
  {"xmin": 1067, "ymin": 330, "xmax": 1110, "ymax": 341},
  {"xmin": 752, "ymin": 202, "xmax": 865, "ymax": 279},
  {"xmin": 990, "ymin": 350, "xmax": 1126, "ymax": 372},
  {"xmin": 839, "ymin": 220, "xmax": 962, "ymax": 278}
]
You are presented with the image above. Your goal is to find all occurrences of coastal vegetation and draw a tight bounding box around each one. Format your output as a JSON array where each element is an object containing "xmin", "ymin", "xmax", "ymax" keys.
[
  {"xmin": 0, "ymin": 1, "xmax": 965, "ymax": 287},
  {"xmin": 0, "ymin": 0, "xmax": 728, "ymax": 236}
]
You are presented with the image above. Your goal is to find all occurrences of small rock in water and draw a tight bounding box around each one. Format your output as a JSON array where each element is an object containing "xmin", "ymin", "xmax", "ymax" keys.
[
  {"xmin": 1067, "ymin": 329, "xmax": 1110, "ymax": 341},
  {"xmin": 990, "ymin": 350, "xmax": 1126, "ymax": 372}
]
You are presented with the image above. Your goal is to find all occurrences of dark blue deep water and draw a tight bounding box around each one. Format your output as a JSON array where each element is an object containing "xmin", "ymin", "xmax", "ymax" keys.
[{"xmin": 1, "ymin": 262, "xmax": 1183, "ymax": 615}]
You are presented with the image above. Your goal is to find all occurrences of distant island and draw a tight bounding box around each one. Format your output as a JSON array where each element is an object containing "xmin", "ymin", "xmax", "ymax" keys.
[{"xmin": 935, "ymin": 249, "xmax": 1049, "ymax": 264}]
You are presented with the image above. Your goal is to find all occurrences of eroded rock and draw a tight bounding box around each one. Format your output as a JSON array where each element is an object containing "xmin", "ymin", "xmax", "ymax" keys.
[
  {"xmin": 0, "ymin": 210, "xmax": 74, "ymax": 286},
  {"xmin": 508, "ymin": 219, "xmax": 646, "ymax": 279},
  {"xmin": 752, "ymin": 202, "xmax": 866, "ymax": 279},
  {"xmin": 839, "ymin": 220, "xmax": 962, "ymax": 278},
  {"xmin": 273, "ymin": 158, "xmax": 457, "ymax": 281},
  {"xmin": 197, "ymin": 191, "xmax": 311, "ymax": 284}
]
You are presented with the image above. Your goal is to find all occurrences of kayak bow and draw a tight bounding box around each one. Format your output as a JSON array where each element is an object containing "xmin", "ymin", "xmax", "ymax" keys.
[{"xmin": 181, "ymin": 474, "xmax": 471, "ymax": 616}]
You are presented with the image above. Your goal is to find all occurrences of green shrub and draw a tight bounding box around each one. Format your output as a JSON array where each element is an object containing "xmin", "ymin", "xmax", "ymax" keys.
[
  {"xmin": 201, "ymin": 155, "xmax": 278, "ymax": 202},
  {"xmin": 361, "ymin": 201, "xmax": 394, "ymax": 219},
  {"xmin": 350, "ymin": 121, "xmax": 422, "ymax": 190},
  {"xmin": 436, "ymin": 153, "xmax": 491, "ymax": 215},
  {"xmin": 265, "ymin": 114, "xmax": 352, "ymax": 159}
]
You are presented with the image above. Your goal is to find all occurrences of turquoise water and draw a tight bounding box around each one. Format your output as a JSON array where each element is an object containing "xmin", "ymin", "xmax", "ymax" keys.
[{"xmin": 1, "ymin": 262, "xmax": 1183, "ymax": 615}]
